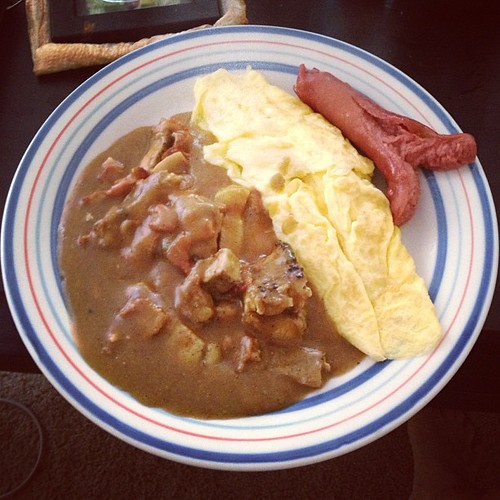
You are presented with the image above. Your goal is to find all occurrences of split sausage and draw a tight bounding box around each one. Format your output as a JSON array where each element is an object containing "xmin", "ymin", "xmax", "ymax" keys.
[{"xmin": 294, "ymin": 65, "xmax": 477, "ymax": 225}]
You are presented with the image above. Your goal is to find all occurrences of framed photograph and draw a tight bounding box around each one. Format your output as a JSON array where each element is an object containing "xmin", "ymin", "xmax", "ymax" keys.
[{"xmin": 48, "ymin": 0, "xmax": 221, "ymax": 44}]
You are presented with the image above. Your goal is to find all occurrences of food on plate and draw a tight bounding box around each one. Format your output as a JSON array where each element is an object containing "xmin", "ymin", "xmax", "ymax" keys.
[
  {"xmin": 58, "ymin": 115, "xmax": 363, "ymax": 419},
  {"xmin": 59, "ymin": 66, "xmax": 448, "ymax": 418},
  {"xmin": 191, "ymin": 68, "xmax": 442, "ymax": 361},
  {"xmin": 294, "ymin": 65, "xmax": 477, "ymax": 225}
]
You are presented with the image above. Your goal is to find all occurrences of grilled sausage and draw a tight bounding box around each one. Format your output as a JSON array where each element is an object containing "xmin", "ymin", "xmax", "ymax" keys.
[{"xmin": 294, "ymin": 65, "xmax": 477, "ymax": 225}]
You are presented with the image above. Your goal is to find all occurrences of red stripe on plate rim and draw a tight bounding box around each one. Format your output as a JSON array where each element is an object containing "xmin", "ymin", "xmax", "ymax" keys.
[{"xmin": 21, "ymin": 38, "xmax": 475, "ymax": 443}]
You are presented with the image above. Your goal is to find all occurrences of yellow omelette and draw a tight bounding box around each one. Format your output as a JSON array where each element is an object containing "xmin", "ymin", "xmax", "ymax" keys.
[{"xmin": 191, "ymin": 68, "xmax": 442, "ymax": 360}]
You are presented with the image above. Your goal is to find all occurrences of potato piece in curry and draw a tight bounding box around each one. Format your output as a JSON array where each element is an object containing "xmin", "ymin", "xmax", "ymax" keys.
[{"xmin": 58, "ymin": 114, "xmax": 363, "ymax": 419}]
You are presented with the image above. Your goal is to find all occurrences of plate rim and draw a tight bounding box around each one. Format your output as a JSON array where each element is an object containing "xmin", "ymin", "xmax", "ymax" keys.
[{"xmin": 1, "ymin": 24, "xmax": 498, "ymax": 470}]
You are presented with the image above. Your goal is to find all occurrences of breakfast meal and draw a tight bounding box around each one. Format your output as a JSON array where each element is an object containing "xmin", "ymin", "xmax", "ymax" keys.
[{"xmin": 58, "ymin": 66, "xmax": 474, "ymax": 418}]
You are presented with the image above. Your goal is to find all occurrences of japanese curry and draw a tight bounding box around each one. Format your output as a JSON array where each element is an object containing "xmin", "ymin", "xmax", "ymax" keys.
[{"xmin": 58, "ymin": 114, "xmax": 363, "ymax": 419}]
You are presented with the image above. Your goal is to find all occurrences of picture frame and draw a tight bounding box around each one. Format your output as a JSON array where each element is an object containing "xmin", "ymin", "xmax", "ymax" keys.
[
  {"xmin": 48, "ymin": 0, "xmax": 221, "ymax": 44},
  {"xmin": 26, "ymin": 0, "xmax": 247, "ymax": 75}
]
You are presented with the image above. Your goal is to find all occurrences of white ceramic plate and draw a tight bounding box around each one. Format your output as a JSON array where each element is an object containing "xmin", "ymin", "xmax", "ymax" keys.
[{"xmin": 2, "ymin": 26, "xmax": 497, "ymax": 471}]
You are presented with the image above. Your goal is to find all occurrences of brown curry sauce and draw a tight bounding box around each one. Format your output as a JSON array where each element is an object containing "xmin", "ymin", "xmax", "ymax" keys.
[{"xmin": 58, "ymin": 114, "xmax": 363, "ymax": 419}]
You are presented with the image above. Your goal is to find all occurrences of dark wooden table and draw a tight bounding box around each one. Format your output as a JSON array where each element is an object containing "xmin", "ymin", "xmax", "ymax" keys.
[{"xmin": 1, "ymin": 0, "xmax": 499, "ymax": 411}]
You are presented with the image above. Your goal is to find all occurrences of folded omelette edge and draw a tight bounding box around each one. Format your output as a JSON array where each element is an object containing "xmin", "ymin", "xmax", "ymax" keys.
[{"xmin": 190, "ymin": 68, "xmax": 442, "ymax": 360}]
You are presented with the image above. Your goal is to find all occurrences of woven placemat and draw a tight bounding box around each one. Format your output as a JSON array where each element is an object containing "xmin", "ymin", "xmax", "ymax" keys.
[{"xmin": 26, "ymin": 0, "xmax": 247, "ymax": 75}]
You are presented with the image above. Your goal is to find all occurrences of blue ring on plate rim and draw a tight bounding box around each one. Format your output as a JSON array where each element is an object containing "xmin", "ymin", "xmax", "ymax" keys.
[
  {"xmin": 3, "ymin": 22, "xmax": 494, "ymax": 442},
  {"xmin": 2, "ymin": 25, "xmax": 497, "ymax": 466}
]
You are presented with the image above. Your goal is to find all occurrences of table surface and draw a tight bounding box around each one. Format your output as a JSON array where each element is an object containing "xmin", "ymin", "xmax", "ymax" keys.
[{"xmin": 0, "ymin": 0, "xmax": 499, "ymax": 412}]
